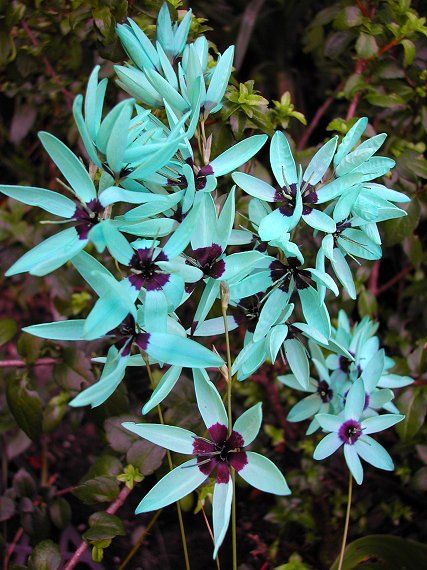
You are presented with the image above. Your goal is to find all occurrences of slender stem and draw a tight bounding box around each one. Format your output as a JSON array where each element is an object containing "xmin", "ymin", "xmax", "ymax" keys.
[
  {"xmin": 3, "ymin": 527, "xmax": 24, "ymax": 570},
  {"xmin": 64, "ymin": 485, "xmax": 133, "ymax": 570},
  {"xmin": 40, "ymin": 436, "xmax": 48, "ymax": 487},
  {"xmin": 0, "ymin": 358, "xmax": 57, "ymax": 368},
  {"xmin": 201, "ymin": 507, "xmax": 221, "ymax": 570},
  {"xmin": 144, "ymin": 357, "xmax": 191, "ymax": 570},
  {"xmin": 337, "ymin": 472, "xmax": 353, "ymax": 570},
  {"xmin": 119, "ymin": 509, "xmax": 163, "ymax": 570},
  {"xmin": 220, "ymin": 284, "xmax": 237, "ymax": 570}
]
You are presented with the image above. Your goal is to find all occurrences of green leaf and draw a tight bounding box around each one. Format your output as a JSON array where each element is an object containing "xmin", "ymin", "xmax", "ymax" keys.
[
  {"xmin": 83, "ymin": 511, "xmax": 125, "ymax": 543},
  {"xmin": 73, "ymin": 476, "xmax": 120, "ymax": 504},
  {"xmin": 0, "ymin": 318, "xmax": 17, "ymax": 346},
  {"xmin": 28, "ymin": 540, "xmax": 61, "ymax": 570},
  {"xmin": 401, "ymin": 38, "xmax": 416, "ymax": 67},
  {"xmin": 17, "ymin": 333, "xmax": 42, "ymax": 364},
  {"xmin": 42, "ymin": 392, "xmax": 70, "ymax": 433},
  {"xmin": 6, "ymin": 375, "xmax": 43, "ymax": 441},
  {"xmin": 331, "ymin": 534, "xmax": 427, "ymax": 569},
  {"xmin": 356, "ymin": 32, "xmax": 378, "ymax": 58},
  {"xmin": 49, "ymin": 498, "xmax": 71, "ymax": 529},
  {"xmin": 382, "ymin": 199, "xmax": 420, "ymax": 246},
  {"xmin": 86, "ymin": 455, "xmax": 123, "ymax": 479},
  {"xmin": 396, "ymin": 388, "xmax": 427, "ymax": 441}
]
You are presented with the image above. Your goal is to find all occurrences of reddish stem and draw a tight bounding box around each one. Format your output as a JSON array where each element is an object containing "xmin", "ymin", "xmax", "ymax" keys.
[
  {"xmin": 0, "ymin": 358, "xmax": 57, "ymax": 368},
  {"xmin": 376, "ymin": 265, "xmax": 411, "ymax": 295},
  {"xmin": 63, "ymin": 485, "xmax": 133, "ymax": 570},
  {"xmin": 297, "ymin": 95, "xmax": 335, "ymax": 150},
  {"xmin": 368, "ymin": 260, "xmax": 380, "ymax": 296},
  {"xmin": 356, "ymin": 0, "xmax": 370, "ymax": 18},
  {"xmin": 3, "ymin": 527, "xmax": 24, "ymax": 570}
]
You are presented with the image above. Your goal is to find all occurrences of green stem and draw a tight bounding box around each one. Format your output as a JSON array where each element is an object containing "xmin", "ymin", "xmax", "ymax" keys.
[
  {"xmin": 144, "ymin": 357, "xmax": 191, "ymax": 570},
  {"xmin": 337, "ymin": 472, "xmax": 353, "ymax": 570},
  {"xmin": 119, "ymin": 509, "xmax": 163, "ymax": 570},
  {"xmin": 220, "ymin": 284, "xmax": 237, "ymax": 570}
]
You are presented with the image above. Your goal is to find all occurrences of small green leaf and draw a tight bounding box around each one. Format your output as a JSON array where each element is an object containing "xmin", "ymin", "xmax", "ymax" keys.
[
  {"xmin": 49, "ymin": 498, "xmax": 71, "ymax": 529},
  {"xmin": 28, "ymin": 540, "xmax": 61, "ymax": 570},
  {"xmin": 331, "ymin": 534, "xmax": 427, "ymax": 569},
  {"xmin": 83, "ymin": 511, "xmax": 126, "ymax": 542},
  {"xmin": 73, "ymin": 476, "xmax": 120, "ymax": 504},
  {"xmin": 356, "ymin": 32, "xmax": 378, "ymax": 58},
  {"xmin": 17, "ymin": 333, "xmax": 42, "ymax": 364},
  {"xmin": 6, "ymin": 375, "xmax": 43, "ymax": 441},
  {"xmin": 401, "ymin": 38, "xmax": 416, "ymax": 67},
  {"xmin": 0, "ymin": 318, "xmax": 17, "ymax": 346},
  {"xmin": 396, "ymin": 388, "xmax": 427, "ymax": 441}
]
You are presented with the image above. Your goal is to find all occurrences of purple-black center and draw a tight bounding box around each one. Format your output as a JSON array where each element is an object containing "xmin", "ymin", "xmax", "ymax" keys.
[
  {"xmin": 274, "ymin": 182, "xmax": 318, "ymax": 216},
  {"xmin": 270, "ymin": 256, "xmax": 312, "ymax": 291},
  {"xmin": 192, "ymin": 423, "xmax": 247, "ymax": 484},
  {"xmin": 109, "ymin": 315, "xmax": 149, "ymax": 356},
  {"xmin": 73, "ymin": 199, "xmax": 105, "ymax": 240},
  {"xmin": 167, "ymin": 159, "xmax": 214, "ymax": 191},
  {"xmin": 317, "ymin": 380, "xmax": 333, "ymax": 403},
  {"xmin": 338, "ymin": 419, "xmax": 362, "ymax": 445},
  {"xmin": 128, "ymin": 248, "xmax": 170, "ymax": 291},
  {"xmin": 191, "ymin": 244, "xmax": 225, "ymax": 278},
  {"xmin": 234, "ymin": 295, "xmax": 262, "ymax": 333}
]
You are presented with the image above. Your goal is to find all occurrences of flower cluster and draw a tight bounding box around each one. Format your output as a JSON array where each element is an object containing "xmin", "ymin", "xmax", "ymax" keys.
[{"xmin": 0, "ymin": 3, "xmax": 410, "ymax": 559}]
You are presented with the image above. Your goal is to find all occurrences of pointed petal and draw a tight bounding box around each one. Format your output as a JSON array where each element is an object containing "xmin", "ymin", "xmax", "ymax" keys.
[
  {"xmin": 146, "ymin": 333, "xmax": 224, "ymax": 368},
  {"xmin": 303, "ymin": 136, "xmax": 337, "ymax": 185},
  {"xmin": 355, "ymin": 436, "xmax": 394, "ymax": 470},
  {"xmin": 212, "ymin": 481, "xmax": 233, "ymax": 559},
  {"xmin": 142, "ymin": 366, "xmax": 183, "ymax": 414},
  {"xmin": 193, "ymin": 369, "xmax": 228, "ymax": 429},
  {"xmin": 210, "ymin": 135, "xmax": 268, "ymax": 177},
  {"xmin": 283, "ymin": 338, "xmax": 310, "ymax": 389},
  {"xmin": 270, "ymin": 131, "xmax": 297, "ymax": 187},
  {"xmin": 135, "ymin": 459, "xmax": 208, "ymax": 513},
  {"xmin": 238, "ymin": 452, "xmax": 290, "ymax": 495},
  {"xmin": 344, "ymin": 444, "xmax": 364, "ymax": 484},
  {"xmin": 233, "ymin": 403, "xmax": 262, "ymax": 446},
  {"xmin": 287, "ymin": 394, "xmax": 321, "ymax": 422},
  {"xmin": 344, "ymin": 378, "xmax": 365, "ymax": 420},
  {"xmin": 22, "ymin": 320, "xmax": 86, "ymax": 340},
  {"xmin": 231, "ymin": 172, "xmax": 276, "ymax": 202},
  {"xmin": 205, "ymin": 46, "xmax": 234, "ymax": 113},
  {"xmin": 302, "ymin": 209, "xmax": 336, "ymax": 233},
  {"xmin": 122, "ymin": 422, "xmax": 196, "ymax": 454},
  {"xmin": 361, "ymin": 414, "xmax": 404, "ymax": 434},
  {"xmin": 38, "ymin": 132, "xmax": 96, "ymax": 202},
  {"xmin": 6, "ymin": 227, "xmax": 84, "ymax": 277},
  {"xmin": 0, "ymin": 185, "xmax": 76, "ymax": 218},
  {"xmin": 313, "ymin": 432, "xmax": 343, "ymax": 460}
]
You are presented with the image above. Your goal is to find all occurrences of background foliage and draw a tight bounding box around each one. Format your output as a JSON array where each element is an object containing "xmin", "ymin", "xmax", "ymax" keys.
[{"xmin": 1, "ymin": 0, "xmax": 426, "ymax": 568}]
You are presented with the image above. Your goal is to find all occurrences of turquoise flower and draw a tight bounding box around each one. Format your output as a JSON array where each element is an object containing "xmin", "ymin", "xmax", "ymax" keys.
[
  {"xmin": 0, "ymin": 132, "xmax": 152, "ymax": 276},
  {"xmin": 232, "ymin": 131, "xmax": 338, "ymax": 241},
  {"xmin": 313, "ymin": 379, "xmax": 404, "ymax": 484},
  {"xmin": 123, "ymin": 370, "xmax": 290, "ymax": 557},
  {"xmin": 116, "ymin": 5, "xmax": 234, "ymax": 119},
  {"xmin": 73, "ymin": 66, "xmax": 187, "ymax": 185},
  {"xmin": 23, "ymin": 307, "xmax": 223, "ymax": 408}
]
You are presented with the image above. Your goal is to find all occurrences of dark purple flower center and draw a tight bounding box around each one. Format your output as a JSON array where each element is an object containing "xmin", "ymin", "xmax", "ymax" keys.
[
  {"xmin": 273, "ymin": 183, "xmax": 318, "ymax": 217},
  {"xmin": 109, "ymin": 315, "xmax": 150, "ymax": 356},
  {"xmin": 317, "ymin": 380, "xmax": 333, "ymax": 403},
  {"xmin": 191, "ymin": 244, "xmax": 225, "ymax": 278},
  {"xmin": 338, "ymin": 419, "xmax": 362, "ymax": 445},
  {"xmin": 73, "ymin": 199, "xmax": 105, "ymax": 240},
  {"xmin": 270, "ymin": 257, "xmax": 312, "ymax": 291},
  {"xmin": 167, "ymin": 159, "xmax": 214, "ymax": 191},
  {"xmin": 128, "ymin": 248, "xmax": 170, "ymax": 291},
  {"xmin": 234, "ymin": 295, "xmax": 262, "ymax": 333},
  {"xmin": 192, "ymin": 423, "xmax": 247, "ymax": 483}
]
